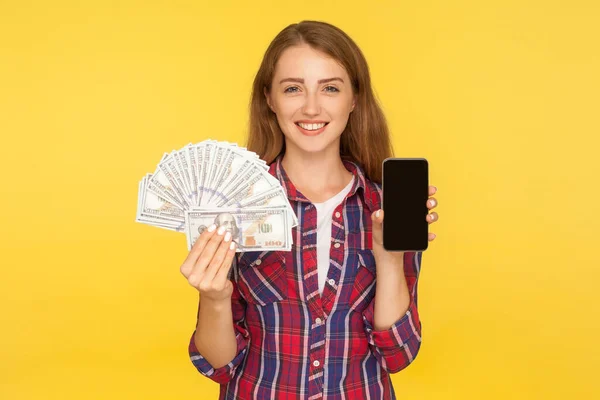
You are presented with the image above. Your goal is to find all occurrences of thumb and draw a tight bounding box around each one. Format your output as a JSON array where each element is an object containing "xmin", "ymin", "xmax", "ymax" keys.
[{"xmin": 371, "ymin": 209, "xmax": 384, "ymax": 245}]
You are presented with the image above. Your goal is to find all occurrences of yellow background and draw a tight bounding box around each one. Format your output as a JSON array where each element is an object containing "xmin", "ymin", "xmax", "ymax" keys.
[{"xmin": 1, "ymin": 1, "xmax": 598, "ymax": 399}]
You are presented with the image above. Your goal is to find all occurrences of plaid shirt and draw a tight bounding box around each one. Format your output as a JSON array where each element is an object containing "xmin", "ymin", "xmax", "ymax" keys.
[{"xmin": 189, "ymin": 155, "xmax": 423, "ymax": 399}]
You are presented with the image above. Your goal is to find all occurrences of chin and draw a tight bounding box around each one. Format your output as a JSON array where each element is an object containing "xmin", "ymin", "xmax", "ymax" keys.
[
  {"xmin": 288, "ymin": 136, "xmax": 337, "ymax": 154},
  {"xmin": 284, "ymin": 126, "xmax": 342, "ymax": 154}
]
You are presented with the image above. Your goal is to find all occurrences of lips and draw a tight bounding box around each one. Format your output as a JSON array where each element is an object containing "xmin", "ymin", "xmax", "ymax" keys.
[{"xmin": 295, "ymin": 122, "xmax": 329, "ymax": 136}]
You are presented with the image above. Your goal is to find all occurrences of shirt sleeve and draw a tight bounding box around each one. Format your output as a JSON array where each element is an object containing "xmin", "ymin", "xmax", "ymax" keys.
[
  {"xmin": 362, "ymin": 250, "xmax": 423, "ymax": 374},
  {"xmin": 188, "ymin": 256, "xmax": 250, "ymax": 384}
]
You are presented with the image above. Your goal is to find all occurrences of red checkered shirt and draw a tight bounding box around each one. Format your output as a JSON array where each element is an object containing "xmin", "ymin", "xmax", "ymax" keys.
[{"xmin": 189, "ymin": 154, "xmax": 423, "ymax": 399}]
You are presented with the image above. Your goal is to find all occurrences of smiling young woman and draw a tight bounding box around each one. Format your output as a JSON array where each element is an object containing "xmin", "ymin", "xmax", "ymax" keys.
[{"xmin": 183, "ymin": 20, "xmax": 438, "ymax": 400}]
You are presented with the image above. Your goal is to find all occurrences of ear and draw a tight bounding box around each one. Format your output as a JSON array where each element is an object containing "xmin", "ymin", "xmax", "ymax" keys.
[{"xmin": 351, "ymin": 96, "xmax": 356, "ymax": 112}]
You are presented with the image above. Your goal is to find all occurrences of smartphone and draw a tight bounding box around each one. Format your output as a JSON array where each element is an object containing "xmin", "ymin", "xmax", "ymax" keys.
[{"xmin": 382, "ymin": 158, "xmax": 429, "ymax": 252}]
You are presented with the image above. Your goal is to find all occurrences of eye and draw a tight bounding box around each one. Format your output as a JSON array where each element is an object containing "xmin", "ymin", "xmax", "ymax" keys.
[
  {"xmin": 284, "ymin": 86, "xmax": 299, "ymax": 93},
  {"xmin": 324, "ymin": 86, "xmax": 339, "ymax": 92}
]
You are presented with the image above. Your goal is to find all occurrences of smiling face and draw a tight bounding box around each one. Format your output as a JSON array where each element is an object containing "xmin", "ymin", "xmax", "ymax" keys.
[{"xmin": 264, "ymin": 44, "xmax": 356, "ymax": 156}]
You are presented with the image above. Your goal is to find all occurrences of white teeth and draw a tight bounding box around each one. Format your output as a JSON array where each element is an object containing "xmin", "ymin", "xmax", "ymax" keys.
[{"xmin": 297, "ymin": 122, "xmax": 326, "ymax": 131}]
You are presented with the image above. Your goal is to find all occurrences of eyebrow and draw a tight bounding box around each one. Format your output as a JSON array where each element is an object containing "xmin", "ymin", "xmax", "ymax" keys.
[{"xmin": 279, "ymin": 77, "xmax": 344, "ymax": 85}]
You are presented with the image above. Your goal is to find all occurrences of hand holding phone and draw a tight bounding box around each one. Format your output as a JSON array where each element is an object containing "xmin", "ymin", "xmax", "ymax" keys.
[{"xmin": 382, "ymin": 158, "xmax": 429, "ymax": 252}]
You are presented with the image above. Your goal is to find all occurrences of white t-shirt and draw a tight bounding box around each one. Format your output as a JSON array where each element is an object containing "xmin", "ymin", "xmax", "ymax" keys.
[{"xmin": 313, "ymin": 176, "xmax": 355, "ymax": 295}]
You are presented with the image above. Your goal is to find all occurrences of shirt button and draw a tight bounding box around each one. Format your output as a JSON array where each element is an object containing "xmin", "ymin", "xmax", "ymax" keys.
[
  {"xmin": 255, "ymin": 259, "xmax": 262, "ymax": 266},
  {"xmin": 313, "ymin": 360, "xmax": 320, "ymax": 367},
  {"xmin": 315, "ymin": 317, "xmax": 322, "ymax": 325},
  {"xmin": 334, "ymin": 211, "xmax": 341, "ymax": 218},
  {"xmin": 328, "ymin": 279, "xmax": 335, "ymax": 286},
  {"xmin": 333, "ymin": 243, "xmax": 341, "ymax": 248}
]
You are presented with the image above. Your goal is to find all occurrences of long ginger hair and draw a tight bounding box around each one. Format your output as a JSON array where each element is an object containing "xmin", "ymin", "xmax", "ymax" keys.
[{"xmin": 246, "ymin": 20, "xmax": 394, "ymax": 184}]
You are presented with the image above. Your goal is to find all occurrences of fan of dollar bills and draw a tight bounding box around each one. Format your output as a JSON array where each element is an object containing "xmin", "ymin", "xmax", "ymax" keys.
[{"xmin": 136, "ymin": 139, "xmax": 298, "ymax": 252}]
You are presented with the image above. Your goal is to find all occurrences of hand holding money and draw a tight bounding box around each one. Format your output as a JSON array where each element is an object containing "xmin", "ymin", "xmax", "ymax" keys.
[
  {"xmin": 179, "ymin": 223, "xmax": 237, "ymax": 300},
  {"xmin": 136, "ymin": 140, "xmax": 297, "ymax": 252}
]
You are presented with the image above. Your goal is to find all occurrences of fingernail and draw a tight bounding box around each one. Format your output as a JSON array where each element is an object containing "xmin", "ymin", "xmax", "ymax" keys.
[
  {"xmin": 217, "ymin": 226, "xmax": 226, "ymax": 235},
  {"xmin": 230, "ymin": 241, "xmax": 236, "ymax": 250},
  {"xmin": 429, "ymin": 200, "xmax": 435, "ymax": 207},
  {"xmin": 207, "ymin": 224, "xmax": 216, "ymax": 232},
  {"xmin": 375, "ymin": 210, "xmax": 380, "ymax": 218},
  {"xmin": 224, "ymin": 231, "xmax": 231, "ymax": 242}
]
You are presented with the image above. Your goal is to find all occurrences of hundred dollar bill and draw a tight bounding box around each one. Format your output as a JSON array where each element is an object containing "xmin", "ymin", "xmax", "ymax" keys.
[
  {"xmin": 185, "ymin": 206, "xmax": 292, "ymax": 252},
  {"xmin": 163, "ymin": 150, "xmax": 192, "ymax": 207},
  {"xmin": 148, "ymin": 153, "xmax": 186, "ymax": 209},
  {"xmin": 193, "ymin": 142, "xmax": 207, "ymax": 205},
  {"xmin": 140, "ymin": 174, "xmax": 185, "ymax": 222},
  {"xmin": 236, "ymin": 186, "xmax": 298, "ymax": 227},
  {"xmin": 205, "ymin": 146, "xmax": 260, "ymax": 205},
  {"xmin": 203, "ymin": 143, "xmax": 229, "ymax": 203},
  {"xmin": 186, "ymin": 143, "xmax": 199, "ymax": 204},
  {"xmin": 215, "ymin": 165, "xmax": 280, "ymax": 207},
  {"xmin": 174, "ymin": 145, "xmax": 194, "ymax": 203},
  {"xmin": 136, "ymin": 176, "xmax": 185, "ymax": 232},
  {"xmin": 211, "ymin": 158, "xmax": 254, "ymax": 204},
  {"xmin": 197, "ymin": 141, "xmax": 217, "ymax": 206}
]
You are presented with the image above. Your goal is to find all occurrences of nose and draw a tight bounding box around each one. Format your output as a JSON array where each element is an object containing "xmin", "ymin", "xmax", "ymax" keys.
[{"xmin": 302, "ymin": 91, "xmax": 321, "ymax": 116}]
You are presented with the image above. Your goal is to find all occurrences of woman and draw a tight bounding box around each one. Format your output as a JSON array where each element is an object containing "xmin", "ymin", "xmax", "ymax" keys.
[{"xmin": 180, "ymin": 20, "xmax": 439, "ymax": 400}]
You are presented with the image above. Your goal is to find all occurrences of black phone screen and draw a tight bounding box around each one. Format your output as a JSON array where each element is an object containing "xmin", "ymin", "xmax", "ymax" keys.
[{"xmin": 382, "ymin": 158, "xmax": 429, "ymax": 251}]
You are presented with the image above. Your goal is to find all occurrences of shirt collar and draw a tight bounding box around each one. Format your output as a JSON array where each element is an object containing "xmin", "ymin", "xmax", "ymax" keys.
[{"xmin": 268, "ymin": 153, "xmax": 378, "ymax": 213}]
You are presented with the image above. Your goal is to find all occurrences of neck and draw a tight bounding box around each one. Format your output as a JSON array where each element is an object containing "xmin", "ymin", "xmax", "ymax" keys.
[{"xmin": 280, "ymin": 144, "xmax": 353, "ymax": 203}]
